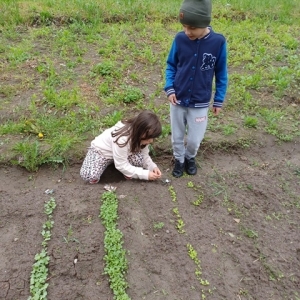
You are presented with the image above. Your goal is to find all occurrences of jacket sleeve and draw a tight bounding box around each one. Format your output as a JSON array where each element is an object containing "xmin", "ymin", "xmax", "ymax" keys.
[
  {"xmin": 164, "ymin": 39, "xmax": 178, "ymax": 96},
  {"xmin": 214, "ymin": 42, "xmax": 228, "ymax": 107},
  {"xmin": 112, "ymin": 138, "xmax": 149, "ymax": 180}
]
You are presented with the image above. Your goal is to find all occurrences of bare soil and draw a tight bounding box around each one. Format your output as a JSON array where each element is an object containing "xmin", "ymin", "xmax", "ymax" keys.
[{"xmin": 0, "ymin": 137, "xmax": 300, "ymax": 300}]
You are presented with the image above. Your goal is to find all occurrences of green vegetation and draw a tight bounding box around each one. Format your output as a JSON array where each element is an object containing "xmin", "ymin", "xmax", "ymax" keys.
[
  {"xmin": 187, "ymin": 243, "xmax": 212, "ymax": 299},
  {"xmin": 153, "ymin": 221, "xmax": 165, "ymax": 230},
  {"xmin": 172, "ymin": 207, "xmax": 185, "ymax": 234},
  {"xmin": 187, "ymin": 181, "xmax": 205, "ymax": 206},
  {"xmin": 29, "ymin": 197, "xmax": 57, "ymax": 300},
  {"xmin": 168, "ymin": 185, "xmax": 177, "ymax": 202},
  {"xmin": 0, "ymin": 0, "xmax": 299, "ymax": 171},
  {"xmin": 99, "ymin": 191, "xmax": 130, "ymax": 300}
]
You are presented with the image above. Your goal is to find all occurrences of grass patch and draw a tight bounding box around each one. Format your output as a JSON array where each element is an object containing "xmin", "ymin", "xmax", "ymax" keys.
[{"xmin": 0, "ymin": 0, "xmax": 299, "ymax": 170}]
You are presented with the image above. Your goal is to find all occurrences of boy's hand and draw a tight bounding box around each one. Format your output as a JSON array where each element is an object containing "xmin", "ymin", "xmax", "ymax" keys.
[
  {"xmin": 168, "ymin": 94, "xmax": 177, "ymax": 105},
  {"xmin": 212, "ymin": 107, "xmax": 222, "ymax": 116}
]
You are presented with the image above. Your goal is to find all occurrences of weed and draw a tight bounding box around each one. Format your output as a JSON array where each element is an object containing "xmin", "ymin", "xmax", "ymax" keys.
[
  {"xmin": 122, "ymin": 86, "xmax": 144, "ymax": 104},
  {"xmin": 12, "ymin": 140, "xmax": 41, "ymax": 172},
  {"xmin": 259, "ymin": 253, "xmax": 285, "ymax": 281},
  {"xmin": 102, "ymin": 110, "xmax": 123, "ymax": 127},
  {"xmin": 91, "ymin": 61, "xmax": 116, "ymax": 77},
  {"xmin": 244, "ymin": 116, "xmax": 258, "ymax": 128},
  {"xmin": 160, "ymin": 124, "xmax": 171, "ymax": 138},
  {"xmin": 222, "ymin": 124, "xmax": 237, "ymax": 136},
  {"xmin": 241, "ymin": 226, "xmax": 258, "ymax": 239}
]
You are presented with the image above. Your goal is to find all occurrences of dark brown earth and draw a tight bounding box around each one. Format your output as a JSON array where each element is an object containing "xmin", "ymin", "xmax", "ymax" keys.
[{"xmin": 1, "ymin": 137, "xmax": 300, "ymax": 300}]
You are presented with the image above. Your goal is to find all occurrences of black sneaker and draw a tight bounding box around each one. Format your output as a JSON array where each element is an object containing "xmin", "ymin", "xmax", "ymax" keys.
[
  {"xmin": 185, "ymin": 157, "xmax": 197, "ymax": 175},
  {"xmin": 172, "ymin": 159, "xmax": 184, "ymax": 178}
]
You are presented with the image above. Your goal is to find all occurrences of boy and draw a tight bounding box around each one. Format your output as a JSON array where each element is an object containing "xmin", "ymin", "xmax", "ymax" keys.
[{"xmin": 164, "ymin": 0, "xmax": 228, "ymax": 177}]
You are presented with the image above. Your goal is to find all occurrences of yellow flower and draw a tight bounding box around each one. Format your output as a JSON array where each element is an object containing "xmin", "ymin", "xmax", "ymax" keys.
[{"xmin": 38, "ymin": 132, "xmax": 44, "ymax": 138}]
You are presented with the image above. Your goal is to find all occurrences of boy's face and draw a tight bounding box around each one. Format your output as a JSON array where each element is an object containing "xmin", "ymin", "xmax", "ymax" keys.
[{"xmin": 183, "ymin": 25, "xmax": 208, "ymax": 40}]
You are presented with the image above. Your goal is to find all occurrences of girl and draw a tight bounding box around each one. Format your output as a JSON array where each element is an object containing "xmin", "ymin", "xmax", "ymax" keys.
[{"xmin": 80, "ymin": 110, "xmax": 162, "ymax": 183}]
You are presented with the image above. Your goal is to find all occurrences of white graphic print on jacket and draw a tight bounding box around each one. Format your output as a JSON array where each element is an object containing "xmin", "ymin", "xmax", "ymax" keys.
[{"xmin": 200, "ymin": 53, "xmax": 216, "ymax": 71}]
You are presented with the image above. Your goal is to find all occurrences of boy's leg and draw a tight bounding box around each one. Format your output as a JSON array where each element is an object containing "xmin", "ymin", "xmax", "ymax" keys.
[
  {"xmin": 80, "ymin": 148, "xmax": 113, "ymax": 183},
  {"xmin": 185, "ymin": 107, "xmax": 208, "ymax": 174},
  {"xmin": 170, "ymin": 104, "xmax": 187, "ymax": 177},
  {"xmin": 170, "ymin": 104, "xmax": 187, "ymax": 163}
]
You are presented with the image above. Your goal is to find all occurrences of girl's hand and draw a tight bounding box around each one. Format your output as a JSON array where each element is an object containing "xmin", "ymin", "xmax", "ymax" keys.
[
  {"xmin": 168, "ymin": 94, "xmax": 177, "ymax": 105},
  {"xmin": 148, "ymin": 169, "xmax": 161, "ymax": 180},
  {"xmin": 152, "ymin": 167, "xmax": 162, "ymax": 177}
]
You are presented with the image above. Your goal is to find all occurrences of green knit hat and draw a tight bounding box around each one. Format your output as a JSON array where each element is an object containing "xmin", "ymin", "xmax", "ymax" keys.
[{"xmin": 179, "ymin": 0, "xmax": 212, "ymax": 28}]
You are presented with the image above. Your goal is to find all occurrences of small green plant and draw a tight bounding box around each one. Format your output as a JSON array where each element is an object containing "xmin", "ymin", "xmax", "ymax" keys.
[
  {"xmin": 172, "ymin": 207, "xmax": 185, "ymax": 233},
  {"xmin": 241, "ymin": 226, "xmax": 258, "ymax": 239},
  {"xmin": 29, "ymin": 249, "xmax": 50, "ymax": 300},
  {"xmin": 12, "ymin": 140, "xmax": 41, "ymax": 172},
  {"xmin": 44, "ymin": 197, "xmax": 56, "ymax": 215},
  {"xmin": 160, "ymin": 124, "xmax": 171, "ymax": 138},
  {"xmin": 187, "ymin": 181, "xmax": 194, "ymax": 188},
  {"xmin": 99, "ymin": 191, "xmax": 130, "ymax": 300},
  {"xmin": 92, "ymin": 61, "xmax": 116, "ymax": 77},
  {"xmin": 187, "ymin": 243, "xmax": 211, "ymax": 298},
  {"xmin": 192, "ymin": 193, "xmax": 204, "ymax": 206},
  {"xmin": 153, "ymin": 222, "xmax": 164, "ymax": 230},
  {"xmin": 244, "ymin": 116, "xmax": 258, "ymax": 128},
  {"xmin": 259, "ymin": 253, "xmax": 285, "ymax": 281},
  {"xmin": 102, "ymin": 110, "xmax": 123, "ymax": 127},
  {"xmin": 62, "ymin": 225, "xmax": 80, "ymax": 244},
  {"xmin": 29, "ymin": 197, "xmax": 57, "ymax": 300},
  {"xmin": 168, "ymin": 185, "xmax": 177, "ymax": 202},
  {"xmin": 122, "ymin": 86, "xmax": 143, "ymax": 104}
]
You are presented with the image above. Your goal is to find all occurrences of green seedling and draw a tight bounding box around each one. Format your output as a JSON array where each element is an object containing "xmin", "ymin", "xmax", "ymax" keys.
[
  {"xmin": 29, "ymin": 197, "xmax": 56, "ymax": 300},
  {"xmin": 172, "ymin": 207, "xmax": 185, "ymax": 233},
  {"xmin": 187, "ymin": 243, "xmax": 211, "ymax": 298},
  {"xmin": 100, "ymin": 191, "xmax": 130, "ymax": 300},
  {"xmin": 168, "ymin": 185, "xmax": 177, "ymax": 202},
  {"xmin": 153, "ymin": 222, "xmax": 164, "ymax": 230},
  {"xmin": 187, "ymin": 181, "xmax": 194, "ymax": 188},
  {"xmin": 44, "ymin": 197, "xmax": 56, "ymax": 215},
  {"xmin": 241, "ymin": 226, "xmax": 258, "ymax": 239},
  {"xmin": 192, "ymin": 194, "xmax": 204, "ymax": 206}
]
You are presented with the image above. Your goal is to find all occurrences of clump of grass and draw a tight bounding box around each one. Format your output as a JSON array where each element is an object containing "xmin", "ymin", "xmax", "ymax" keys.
[
  {"xmin": 102, "ymin": 110, "xmax": 123, "ymax": 127},
  {"xmin": 244, "ymin": 116, "xmax": 258, "ymax": 128}
]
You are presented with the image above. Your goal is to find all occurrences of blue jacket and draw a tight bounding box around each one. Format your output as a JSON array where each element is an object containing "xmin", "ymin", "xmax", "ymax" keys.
[{"xmin": 164, "ymin": 28, "xmax": 228, "ymax": 108}]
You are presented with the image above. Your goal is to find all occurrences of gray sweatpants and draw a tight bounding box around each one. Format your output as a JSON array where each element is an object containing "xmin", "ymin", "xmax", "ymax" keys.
[{"xmin": 170, "ymin": 104, "xmax": 208, "ymax": 163}]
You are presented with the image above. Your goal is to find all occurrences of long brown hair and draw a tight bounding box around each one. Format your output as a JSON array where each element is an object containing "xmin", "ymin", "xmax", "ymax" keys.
[{"xmin": 111, "ymin": 110, "xmax": 162, "ymax": 153}]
